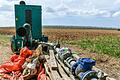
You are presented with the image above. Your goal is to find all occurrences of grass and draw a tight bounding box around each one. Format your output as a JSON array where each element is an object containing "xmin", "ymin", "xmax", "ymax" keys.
[
  {"xmin": 0, "ymin": 34, "xmax": 12, "ymax": 64},
  {"xmin": 0, "ymin": 34, "xmax": 11, "ymax": 46},
  {"xmin": 64, "ymin": 35, "xmax": 120, "ymax": 58}
]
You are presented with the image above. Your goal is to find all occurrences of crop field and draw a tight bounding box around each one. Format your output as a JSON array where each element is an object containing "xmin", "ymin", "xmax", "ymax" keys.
[
  {"xmin": 43, "ymin": 28, "xmax": 120, "ymax": 40},
  {"xmin": 43, "ymin": 28, "xmax": 120, "ymax": 79},
  {"xmin": 0, "ymin": 27, "xmax": 120, "ymax": 79},
  {"xmin": 43, "ymin": 28, "xmax": 120, "ymax": 57}
]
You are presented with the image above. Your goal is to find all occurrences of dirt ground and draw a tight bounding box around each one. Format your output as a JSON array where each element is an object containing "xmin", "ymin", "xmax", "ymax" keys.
[
  {"xmin": 43, "ymin": 28, "xmax": 120, "ymax": 79},
  {"xmin": 0, "ymin": 43, "xmax": 12, "ymax": 64},
  {"xmin": 43, "ymin": 28, "xmax": 120, "ymax": 41},
  {"xmin": 63, "ymin": 44, "xmax": 120, "ymax": 79},
  {"xmin": 0, "ymin": 27, "xmax": 120, "ymax": 79},
  {"xmin": 0, "ymin": 42, "xmax": 119, "ymax": 79}
]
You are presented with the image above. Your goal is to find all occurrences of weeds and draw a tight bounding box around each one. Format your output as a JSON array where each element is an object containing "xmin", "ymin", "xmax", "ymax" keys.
[{"xmin": 64, "ymin": 35, "xmax": 120, "ymax": 58}]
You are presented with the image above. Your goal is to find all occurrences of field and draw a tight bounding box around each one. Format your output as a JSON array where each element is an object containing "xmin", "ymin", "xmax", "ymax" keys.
[
  {"xmin": 43, "ymin": 28, "xmax": 120, "ymax": 79},
  {"xmin": 0, "ymin": 27, "xmax": 120, "ymax": 79}
]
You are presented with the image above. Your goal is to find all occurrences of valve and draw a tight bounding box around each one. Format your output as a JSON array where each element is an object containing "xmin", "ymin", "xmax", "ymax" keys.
[
  {"xmin": 72, "ymin": 58, "xmax": 97, "ymax": 80},
  {"xmin": 56, "ymin": 47, "xmax": 99, "ymax": 80}
]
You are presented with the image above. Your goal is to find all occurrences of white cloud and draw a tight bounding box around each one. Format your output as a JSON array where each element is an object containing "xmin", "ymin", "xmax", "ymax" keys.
[
  {"xmin": 0, "ymin": 12, "xmax": 14, "ymax": 26},
  {"xmin": 40, "ymin": 0, "xmax": 119, "ymax": 18},
  {"xmin": 112, "ymin": 11, "xmax": 120, "ymax": 17},
  {"xmin": 114, "ymin": 0, "xmax": 120, "ymax": 4},
  {"xmin": 0, "ymin": 0, "xmax": 120, "ymax": 27}
]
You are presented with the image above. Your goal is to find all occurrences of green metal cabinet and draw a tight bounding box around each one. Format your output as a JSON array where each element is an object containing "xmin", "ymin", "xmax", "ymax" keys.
[
  {"xmin": 15, "ymin": 4, "xmax": 42, "ymax": 39},
  {"xmin": 11, "ymin": 2, "xmax": 48, "ymax": 53}
]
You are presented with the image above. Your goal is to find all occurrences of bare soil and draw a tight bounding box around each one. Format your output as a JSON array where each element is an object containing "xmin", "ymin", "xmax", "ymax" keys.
[
  {"xmin": 0, "ymin": 27, "xmax": 120, "ymax": 79},
  {"xmin": 63, "ymin": 44, "xmax": 120, "ymax": 79}
]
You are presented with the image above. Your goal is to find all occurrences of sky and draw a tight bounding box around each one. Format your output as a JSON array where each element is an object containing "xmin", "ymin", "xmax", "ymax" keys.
[{"xmin": 0, "ymin": 0, "xmax": 120, "ymax": 28}]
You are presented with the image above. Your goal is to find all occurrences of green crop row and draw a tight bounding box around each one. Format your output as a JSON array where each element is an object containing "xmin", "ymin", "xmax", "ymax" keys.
[{"xmin": 64, "ymin": 35, "xmax": 120, "ymax": 58}]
